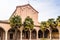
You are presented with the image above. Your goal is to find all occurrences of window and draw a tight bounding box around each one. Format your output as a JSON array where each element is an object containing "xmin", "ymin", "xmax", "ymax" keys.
[{"xmin": 10, "ymin": 33, "xmax": 13, "ymax": 39}]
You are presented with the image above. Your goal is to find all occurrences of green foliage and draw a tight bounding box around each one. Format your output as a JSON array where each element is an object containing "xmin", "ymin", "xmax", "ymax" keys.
[
  {"xmin": 40, "ymin": 21, "xmax": 48, "ymax": 32},
  {"xmin": 40, "ymin": 16, "xmax": 60, "ymax": 30},
  {"xmin": 57, "ymin": 16, "xmax": 60, "ymax": 22},
  {"xmin": 56, "ymin": 16, "xmax": 60, "ymax": 26},
  {"xmin": 10, "ymin": 15, "xmax": 22, "ymax": 29},
  {"xmin": 23, "ymin": 16, "xmax": 34, "ymax": 31},
  {"xmin": 47, "ymin": 18, "xmax": 57, "ymax": 29}
]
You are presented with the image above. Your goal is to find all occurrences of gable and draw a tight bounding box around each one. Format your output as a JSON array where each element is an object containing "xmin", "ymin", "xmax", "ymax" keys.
[
  {"xmin": 9, "ymin": 4, "xmax": 39, "ymax": 25},
  {"xmin": 10, "ymin": 4, "xmax": 38, "ymax": 18},
  {"xmin": 17, "ymin": 4, "xmax": 38, "ymax": 13}
]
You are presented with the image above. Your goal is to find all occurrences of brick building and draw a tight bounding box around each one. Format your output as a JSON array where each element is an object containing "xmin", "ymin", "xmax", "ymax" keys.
[{"xmin": 0, "ymin": 4, "xmax": 59, "ymax": 40}]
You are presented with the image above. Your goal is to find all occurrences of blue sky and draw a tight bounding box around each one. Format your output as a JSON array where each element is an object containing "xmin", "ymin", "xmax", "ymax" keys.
[{"xmin": 0, "ymin": 0, "xmax": 60, "ymax": 22}]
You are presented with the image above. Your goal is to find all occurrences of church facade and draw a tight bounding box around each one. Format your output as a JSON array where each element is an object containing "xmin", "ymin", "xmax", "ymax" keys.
[{"xmin": 0, "ymin": 4, "xmax": 60, "ymax": 40}]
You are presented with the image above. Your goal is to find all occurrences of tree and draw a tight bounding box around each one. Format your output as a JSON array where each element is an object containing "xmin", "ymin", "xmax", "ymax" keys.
[
  {"xmin": 47, "ymin": 18, "xmax": 57, "ymax": 29},
  {"xmin": 10, "ymin": 15, "xmax": 22, "ymax": 40},
  {"xmin": 23, "ymin": 16, "xmax": 34, "ymax": 40},
  {"xmin": 47, "ymin": 18, "xmax": 57, "ymax": 40},
  {"xmin": 40, "ymin": 21, "xmax": 49, "ymax": 40},
  {"xmin": 56, "ymin": 16, "xmax": 60, "ymax": 27}
]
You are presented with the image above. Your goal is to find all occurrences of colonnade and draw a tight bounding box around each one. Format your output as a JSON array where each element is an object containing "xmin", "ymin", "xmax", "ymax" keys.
[{"xmin": 0, "ymin": 27, "xmax": 60, "ymax": 40}]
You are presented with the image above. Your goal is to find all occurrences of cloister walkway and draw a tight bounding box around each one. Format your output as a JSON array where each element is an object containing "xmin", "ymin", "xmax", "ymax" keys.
[{"xmin": 0, "ymin": 27, "xmax": 60, "ymax": 40}]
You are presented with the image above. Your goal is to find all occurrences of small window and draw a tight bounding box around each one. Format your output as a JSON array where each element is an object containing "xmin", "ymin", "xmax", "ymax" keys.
[{"xmin": 10, "ymin": 33, "xmax": 13, "ymax": 39}]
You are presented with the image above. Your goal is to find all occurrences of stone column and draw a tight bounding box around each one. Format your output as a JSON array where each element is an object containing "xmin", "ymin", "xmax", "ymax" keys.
[
  {"xmin": 20, "ymin": 30, "xmax": 22, "ymax": 40},
  {"xmin": 59, "ymin": 30, "xmax": 60, "ymax": 40},
  {"xmin": 50, "ymin": 30, "xmax": 52, "ymax": 40},
  {"xmin": 57, "ymin": 27, "xmax": 60, "ymax": 40},
  {"xmin": 5, "ymin": 31, "xmax": 7, "ymax": 40},
  {"xmin": 37, "ymin": 30, "xmax": 38, "ymax": 40},
  {"xmin": 30, "ymin": 30, "xmax": 31, "ymax": 40}
]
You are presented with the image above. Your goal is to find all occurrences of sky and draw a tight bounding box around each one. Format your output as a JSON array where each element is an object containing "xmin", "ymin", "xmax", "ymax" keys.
[{"xmin": 0, "ymin": 0, "xmax": 60, "ymax": 22}]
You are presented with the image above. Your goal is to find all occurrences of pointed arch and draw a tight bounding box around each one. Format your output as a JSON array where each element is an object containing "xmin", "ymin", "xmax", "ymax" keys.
[
  {"xmin": 0, "ymin": 27, "xmax": 5, "ymax": 40},
  {"xmin": 31, "ymin": 29, "xmax": 37, "ymax": 39},
  {"xmin": 52, "ymin": 28, "xmax": 59, "ymax": 39},
  {"xmin": 22, "ymin": 30, "xmax": 30, "ymax": 39},
  {"xmin": 38, "ymin": 30, "xmax": 43, "ymax": 38},
  {"xmin": 44, "ymin": 29, "xmax": 50, "ymax": 38},
  {"xmin": 8, "ymin": 28, "xmax": 20, "ymax": 40}
]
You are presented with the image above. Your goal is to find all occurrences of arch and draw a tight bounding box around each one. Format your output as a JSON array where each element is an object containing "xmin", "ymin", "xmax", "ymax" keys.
[
  {"xmin": 31, "ymin": 29, "xmax": 37, "ymax": 39},
  {"xmin": 38, "ymin": 30, "xmax": 43, "ymax": 38},
  {"xmin": 0, "ymin": 27, "xmax": 5, "ymax": 40},
  {"xmin": 44, "ymin": 29, "xmax": 50, "ymax": 38},
  {"xmin": 22, "ymin": 30, "xmax": 30, "ymax": 39},
  {"xmin": 52, "ymin": 28, "xmax": 59, "ymax": 39},
  {"xmin": 8, "ymin": 28, "xmax": 20, "ymax": 40},
  {"xmin": 0, "ymin": 27, "xmax": 5, "ymax": 32}
]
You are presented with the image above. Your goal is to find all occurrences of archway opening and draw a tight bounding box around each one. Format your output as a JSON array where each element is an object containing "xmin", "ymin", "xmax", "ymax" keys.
[
  {"xmin": 8, "ymin": 28, "xmax": 20, "ymax": 40},
  {"xmin": 31, "ymin": 29, "xmax": 37, "ymax": 39},
  {"xmin": 52, "ymin": 28, "xmax": 59, "ymax": 39},
  {"xmin": 44, "ymin": 29, "xmax": 50, "ymax": 38},
  {"xmin": 0, "ymin": 27, "xmax": 5, "ymax": 40},
  {"xmin": 38, "ymin": 30, "xmax": 43, "ymax": 38},
  {"xmin": 22, "ymin": 30, "xmax": 30, "ymax": 39}
]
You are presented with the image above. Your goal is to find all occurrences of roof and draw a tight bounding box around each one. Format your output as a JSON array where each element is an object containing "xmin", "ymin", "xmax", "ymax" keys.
[
  {"xmin": 0, "ymin": 20, "xmax": 40, "ymax": 27},
  {"xmin": 0, "ymin": 20, "xmax": 9, "ymax": 24},
  {"xmin": 17, "ymin": 4, "xmax": 38, "ymax": 13}
]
